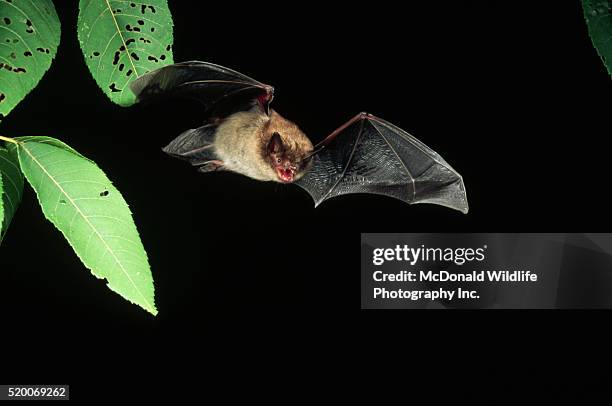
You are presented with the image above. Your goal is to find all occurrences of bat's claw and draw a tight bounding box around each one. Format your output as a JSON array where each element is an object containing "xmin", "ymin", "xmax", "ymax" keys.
[{"xmin": 197, "ymin": 160, "xmax": 225, "ymax": 173}]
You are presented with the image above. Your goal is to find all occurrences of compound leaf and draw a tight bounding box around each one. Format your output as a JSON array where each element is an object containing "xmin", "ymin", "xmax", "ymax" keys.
[
  {"xmin": 0, "ymin": 0, "xmax": 60, "ymax": 121},
  {"xmin": 16, "ymin": 136, "xmax": 157, "ymax": 314},
  {"xmin": 77, "ymin": 0, "xmax": 174, "ymax": 106}
]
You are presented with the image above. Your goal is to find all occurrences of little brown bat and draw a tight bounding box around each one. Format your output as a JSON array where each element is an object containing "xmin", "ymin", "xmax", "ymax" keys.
[{"xmin": 130, "ymin": 61, "xmax": 468, "ymax": 213}]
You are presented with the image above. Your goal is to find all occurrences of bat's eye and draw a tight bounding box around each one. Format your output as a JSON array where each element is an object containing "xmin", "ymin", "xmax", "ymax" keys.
[{"xmin": 276, "ymin": 158, "xmax": 282, "ymax": 164}]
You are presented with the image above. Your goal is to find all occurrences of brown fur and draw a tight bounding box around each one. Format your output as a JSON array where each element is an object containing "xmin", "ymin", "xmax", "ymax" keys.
[{"xmin": 213, "ymin": 107, "xmax": 313, "ymax": 182}]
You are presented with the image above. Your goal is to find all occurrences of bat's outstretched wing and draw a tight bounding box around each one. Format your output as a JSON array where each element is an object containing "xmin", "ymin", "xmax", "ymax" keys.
[
  {"xmin": 130, "ymin": 61, "xmax": 274, "ymax": 116},
  {"xmin": 295, "ymin": 113, "xmax": 469, "ymax": 213}
]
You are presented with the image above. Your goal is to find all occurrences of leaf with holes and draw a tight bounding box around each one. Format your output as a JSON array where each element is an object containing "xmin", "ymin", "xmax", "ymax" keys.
[
  {"xmin": 16, "ymin": 136, "xmax": 156, "ymax": 314},
  {"xmin": 0, "ymin": 144, "xmax": 23, "ymax": 243},
  {"xmin": 0, "ymin": 0, "xmax": 60, "ymax": 121},
  {"xmin": 77, "ymin": 0, "xmax": 174, "ymax": 106}
]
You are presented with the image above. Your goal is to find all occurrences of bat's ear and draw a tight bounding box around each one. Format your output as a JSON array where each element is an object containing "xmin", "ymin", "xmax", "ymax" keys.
[{"xmin": 267, "ymin": 132, "xmax": 284, "ymax": 155}]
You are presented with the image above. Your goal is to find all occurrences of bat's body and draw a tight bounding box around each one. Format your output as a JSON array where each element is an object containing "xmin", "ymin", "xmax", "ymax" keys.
[
  {"xmin": 213, "ymin": 108, "xmax": 274, "ymax": 180},
  {"xmin": 212, "ymin": 107, "xmax": 313, "ymax": 182},
  {"xmin": 131, "ymin": 61, "xmax": 469, "ymax": 213}
]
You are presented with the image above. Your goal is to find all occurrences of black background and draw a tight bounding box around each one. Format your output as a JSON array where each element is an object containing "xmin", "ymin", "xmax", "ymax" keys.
[{"xmin": 1, "ymin": 0, "xmax": 610, "ymax": 399}]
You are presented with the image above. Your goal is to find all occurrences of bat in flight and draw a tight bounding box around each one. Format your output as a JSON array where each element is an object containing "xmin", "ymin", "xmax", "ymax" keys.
[{"xmin": 130, "ymin": 61, "xmax": 468, "ymax": 213}]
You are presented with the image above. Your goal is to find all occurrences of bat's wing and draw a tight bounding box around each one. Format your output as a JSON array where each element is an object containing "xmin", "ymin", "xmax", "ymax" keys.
[
  {"xmin": 295, "ymin": 113, "xmax": 469, "ymax": 213},
  {"xmin": 130, "ymin": 61, "xmax": 274, "ymax": 116}
]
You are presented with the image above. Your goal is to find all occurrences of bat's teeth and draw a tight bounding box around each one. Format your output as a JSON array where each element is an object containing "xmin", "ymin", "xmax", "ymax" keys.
[{"xmin": 276, "ymin": 167, "xmax": 295, "ymax": 183}]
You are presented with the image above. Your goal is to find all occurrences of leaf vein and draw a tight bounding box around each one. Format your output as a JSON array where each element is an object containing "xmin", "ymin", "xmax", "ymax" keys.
[{"xmin": 19, "ymin": 143, "xmax": 154, "ymax": 313}]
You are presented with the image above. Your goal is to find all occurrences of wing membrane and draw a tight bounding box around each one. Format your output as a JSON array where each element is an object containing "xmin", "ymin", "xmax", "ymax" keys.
[
  {"xmin": 130, "ymin": 61, "xmax": 274, "ymax": 116},
  {"xmin": 295, "ymin": 113, "xmax": 468, "ymax": 213}
]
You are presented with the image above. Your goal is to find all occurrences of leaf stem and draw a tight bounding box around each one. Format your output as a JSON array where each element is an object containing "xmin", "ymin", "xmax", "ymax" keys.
[{"xmin": 0, "ymin": 135, "xmax": 19, "ymax": 145}]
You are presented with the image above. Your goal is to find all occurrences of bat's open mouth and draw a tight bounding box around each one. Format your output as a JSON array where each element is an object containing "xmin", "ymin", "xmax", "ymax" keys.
[{"xmin": 276, "ymin": 167, "xmax": 295, "ymax": 183}]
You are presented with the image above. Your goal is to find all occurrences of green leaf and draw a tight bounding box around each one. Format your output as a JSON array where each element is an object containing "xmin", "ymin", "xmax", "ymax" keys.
[
  {"xmin": 582, "ymin": 0, "xmax": 612, "ymax": 75},
  {"xmin": 0, "ymin": 0, "xmax": 60, "ymax": 120},
  {"xmin": 77, "ymin": 0, "xmax": 174, "ymax": 106},
  {"xmin": 16, "ymin": 136, "xmax": 157, "ymax": 314},
  {"xmin": 0, "ymin": 144, "xmax": 23, "ymax": 242},
  {"xmin": 17, "ymin": 135, "xmax": 91, "ymax": 161}
]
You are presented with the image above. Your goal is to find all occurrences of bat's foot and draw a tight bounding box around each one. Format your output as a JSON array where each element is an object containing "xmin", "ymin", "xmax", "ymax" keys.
[{"xmin": 197, "ymin": 160, "xmax": 225, "ymax": 173}]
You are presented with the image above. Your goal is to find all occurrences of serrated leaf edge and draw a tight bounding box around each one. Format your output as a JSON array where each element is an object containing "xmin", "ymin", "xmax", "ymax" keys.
[
  {"xmin": 17, "ymin": 140, "xmax": 157, "ymax": 315},
  {"xmin": 0, "ymin": 145, "xmax": 22, "ymax": 243}
]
